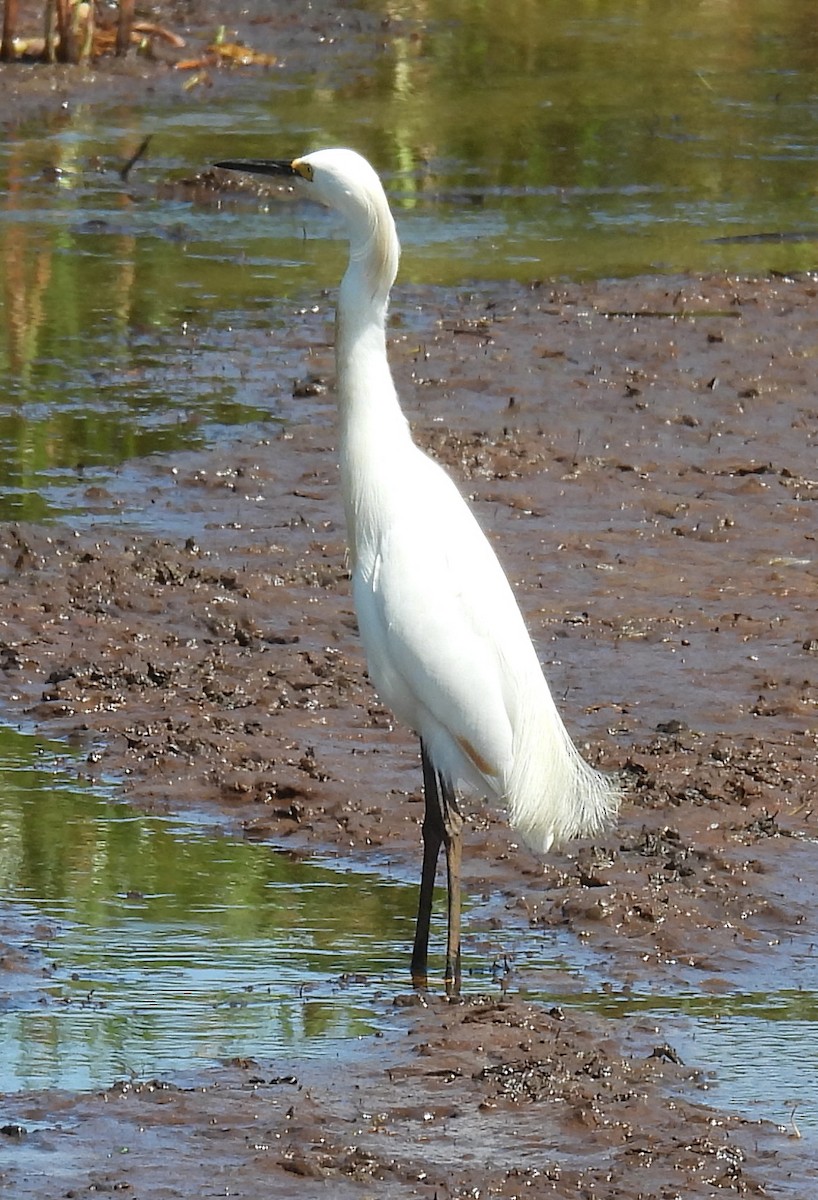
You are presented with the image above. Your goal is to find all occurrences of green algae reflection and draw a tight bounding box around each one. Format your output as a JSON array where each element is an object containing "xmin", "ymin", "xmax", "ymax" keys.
[
  {"xmin": 0, "ymin": 726, "xmax": 418, "ymax": 1092},
  {"xmin": 5, "ymin": 1, "xmax": 818, "ymax": 520}
]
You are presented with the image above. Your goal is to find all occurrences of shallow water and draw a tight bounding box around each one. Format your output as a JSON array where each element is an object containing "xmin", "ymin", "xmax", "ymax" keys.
[
  {"xmin": 1, "ymin": 728, "xmax": 816, "ymax": 1140},
  {"xmin": 1, "ymin": 0, "xmax": 817, "ymax": 1151},
  {"xmin": 559, "ymin": 987, "xmax": 818, "ymax": 1136},
  {"xmin": 3, "ymin": 0, "xmax": 818, "ymax": 516},
  {"xmin": 0, "ymin": 726, "xmax": 417, "ymax": 1091}
]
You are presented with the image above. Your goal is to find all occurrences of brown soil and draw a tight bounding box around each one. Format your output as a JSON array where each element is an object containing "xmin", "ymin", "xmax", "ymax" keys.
[{"xmin": 1, "ymin": 5, "xmax": 817, "ymax": 1198}]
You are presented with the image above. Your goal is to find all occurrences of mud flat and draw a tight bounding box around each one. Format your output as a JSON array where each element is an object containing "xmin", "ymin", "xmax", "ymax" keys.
[
  {"xmin": 2, "ymin": 3, "xmax": 817, "ymax": 1192},
  {"xmin": 1, "ymin": 273, "xmax": 816, "ymax": 1196}
]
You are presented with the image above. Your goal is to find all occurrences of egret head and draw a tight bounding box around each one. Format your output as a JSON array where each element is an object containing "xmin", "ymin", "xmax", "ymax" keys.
[
  {"xmin": 215, "ymin": 148, "xmax": 399, "ymax": 298},
  {"xmin": 291, "ymin": 149, "xmax": 386, "ymax": 218}
]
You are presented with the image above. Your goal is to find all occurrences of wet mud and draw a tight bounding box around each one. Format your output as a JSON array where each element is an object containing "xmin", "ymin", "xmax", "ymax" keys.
[
  {"xmin": 4, "ymin": 995, "xmax": 811, "ymax": 1199},
  {"xmin": 0, "ymin": 0, "xmax": 395, "ymax": 118},
  {"xmin": 2, "ymin": 7, "xmax": 818, "ymax": 1197},
  {"xmin": 2, "ymin": 271, "xmax": 816, "ymax": 1197}
]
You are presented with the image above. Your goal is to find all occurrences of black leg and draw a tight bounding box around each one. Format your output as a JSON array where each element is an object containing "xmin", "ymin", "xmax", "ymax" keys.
[
  {"xmin": 410, "ymin": 742, "xmax": 463, "ymax": 995},
  {"xmin": 411, "ymin": 742, "xmax": 442, "ymax": 988}
]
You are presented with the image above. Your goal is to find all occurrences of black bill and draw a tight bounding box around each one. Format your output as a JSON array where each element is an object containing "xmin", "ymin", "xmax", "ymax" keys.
[{"xmin": 214, "ymin": 159, "xmax": 299, "ymax": 178}]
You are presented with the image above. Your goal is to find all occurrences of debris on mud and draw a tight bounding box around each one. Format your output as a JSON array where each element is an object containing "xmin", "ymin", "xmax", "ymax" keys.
[
  {"xmin": 4, "ymin": 996, "xmax": 810, "ymax": 1198},
  {"xmin": 1, "ymin": 277, "xmax": 817, "ymax": 1200},
  {"xmin": 0, "ymin": 25, "xmax": 816, "ymax": 1188}
]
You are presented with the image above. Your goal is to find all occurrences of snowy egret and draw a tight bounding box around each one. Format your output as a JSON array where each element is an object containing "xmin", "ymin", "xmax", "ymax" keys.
[{"xmin": 214, "ymin": 149, "xmax": 621, "ymax": 992}]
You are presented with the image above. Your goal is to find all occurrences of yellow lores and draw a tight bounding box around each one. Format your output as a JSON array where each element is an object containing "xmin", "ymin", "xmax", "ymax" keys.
[{"xmin": 215, "ymin": 149, "xmax": 621, "ymax": 992}]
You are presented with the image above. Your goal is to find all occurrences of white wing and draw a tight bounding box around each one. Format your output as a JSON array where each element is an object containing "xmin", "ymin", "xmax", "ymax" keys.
[
  {"xmin": 349, "ymin": 439, "xmax": 619, "ymax": 852},
  {"xmin": 352, "ymin": 446, "xmax": 542, "ymax": 796}
]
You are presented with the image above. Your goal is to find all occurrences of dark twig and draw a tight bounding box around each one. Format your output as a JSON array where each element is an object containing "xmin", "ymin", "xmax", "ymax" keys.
[
  {"xmin": 116, "ymin": 0, "xmax": 134, "ymax": 57},
  {"xmin": 120, "ymin": 134, "xmax": 152, "ymax": 182},
  {"xmin": 53, "ymin": 0, "xmax": 76, "ymax": 62},
  {"xmin": 1, "ymin": 0, "xmax": 18, "ymax": 62}
]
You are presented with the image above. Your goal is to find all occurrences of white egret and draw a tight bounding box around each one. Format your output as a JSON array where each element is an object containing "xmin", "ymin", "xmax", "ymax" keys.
[{"xmin": 214, "ymin": 149, "xmax": 621, "ymax": 992}]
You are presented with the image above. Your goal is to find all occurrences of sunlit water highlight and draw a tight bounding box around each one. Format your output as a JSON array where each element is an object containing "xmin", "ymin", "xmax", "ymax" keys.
[
  {"xmin": 0, "ymin": 727, "xmax": 816, "ymax": 1141},
  {"xmin": 3, "ymin": 0, "xmax": 818, "ymax": 517}
]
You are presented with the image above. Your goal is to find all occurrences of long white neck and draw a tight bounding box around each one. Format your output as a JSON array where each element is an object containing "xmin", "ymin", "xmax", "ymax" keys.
[
  {"xmin": 335, "ymin": 199, "xmax": 410, "ymax": 560},
  {"xmin": 335, "ymin": 193, "xmax": 402, "ymax": 431},
  {"xmin": 336, "ymin": 256, "xmax": 398, "ymax": 431}
]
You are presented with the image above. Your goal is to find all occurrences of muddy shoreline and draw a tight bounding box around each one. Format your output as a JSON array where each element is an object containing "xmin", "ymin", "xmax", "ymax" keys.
[
  {"xmin": 2, "ymin": 5, "xmax": 818, "ymax": 1196},
  {"xmin": 2, "ymin": 274, "xmax": 816, "ymax": 1197}
]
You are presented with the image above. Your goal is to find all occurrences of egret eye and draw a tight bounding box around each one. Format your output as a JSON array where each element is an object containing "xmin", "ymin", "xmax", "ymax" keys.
[{"xmin": 294, "ymin": 159, "xmax": 314, "ymax": 182}]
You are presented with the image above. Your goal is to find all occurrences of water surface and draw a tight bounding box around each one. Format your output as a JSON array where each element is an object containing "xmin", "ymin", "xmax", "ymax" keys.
[
  {"xmin": 1, "ymin": 726, "xmax": 816, "ymax": 1141},
  {"xmin": 1, "ymin": 0, "xmax": 817, "ymax": 1138},
  {"xmin": 2, "ymin": 1, "xmax": 818, "ymax": 516},
  {"xmin": 0, "ymin": 725, "xmax": 417, "ymax": 1090}
]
